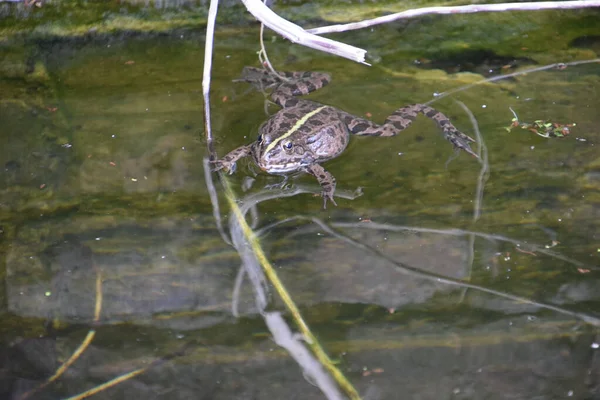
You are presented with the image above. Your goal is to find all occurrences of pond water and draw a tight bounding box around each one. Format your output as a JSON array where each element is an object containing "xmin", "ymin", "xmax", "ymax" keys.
[{"xmin": 1, "ymin": 5, "xmax": 600, "ymax": 400}]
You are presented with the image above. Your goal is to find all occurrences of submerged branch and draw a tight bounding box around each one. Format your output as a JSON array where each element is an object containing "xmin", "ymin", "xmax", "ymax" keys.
[
  {"xmin": 262, "ymin": 215, "xmax": 600, "ymax": 327},
  {"xmin": 220, "ymin": 175, "xmax": 360, "ymax": 399}
]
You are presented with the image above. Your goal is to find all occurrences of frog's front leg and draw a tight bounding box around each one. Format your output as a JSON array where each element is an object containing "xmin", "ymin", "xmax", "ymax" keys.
[
  {"xmin": 212, "ymin": 145, "xmax": 253, "ymax": 174},
  {"xmin": 304, "ymin": 164, "xmax": 337, "ymax": 208},
  {"xmin": 341, "ymin": 104, "xmax": 478, "ymax": 157}
]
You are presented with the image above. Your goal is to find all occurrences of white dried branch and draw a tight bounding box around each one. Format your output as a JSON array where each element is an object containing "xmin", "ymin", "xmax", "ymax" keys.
[
  {"xmin": 202, "ymin": 0, "xmax": 219, "ymax": 146},
  {"xmin": 240, "ymin": 0, "xmax": 368, "ymax": 63},
  {"xmin": 308, "ymin": 1, "xmax": 600, "ymax": 35}
]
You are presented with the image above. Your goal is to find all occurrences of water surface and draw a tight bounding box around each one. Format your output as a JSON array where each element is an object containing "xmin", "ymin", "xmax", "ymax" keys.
[{"xmin": 1, "ymin": 8, "xmax": 600, "ymax": 400}]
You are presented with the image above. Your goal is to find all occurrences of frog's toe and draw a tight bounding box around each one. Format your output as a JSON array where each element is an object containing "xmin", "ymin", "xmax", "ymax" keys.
[
  {"xmin": 211, "ymin": 160, "xmax": 237, "ymax": 174},
  {"xmin": 457, "ymin": 141, "xmax": 478, "ymax": 158},
  {"xmin": 444, "ymin": 129, "xmax": 479, "ymax": 158},
  {"xmin": 322, "ymin": 191, "xmax": 337, "ymax": 209},
  {"xmin": 459, "ymin": 132, "xmax": 476, "ymax": 143},
  {"xmin": 210, "ymin": 160, "xmax": 224, "ymax": 172}
]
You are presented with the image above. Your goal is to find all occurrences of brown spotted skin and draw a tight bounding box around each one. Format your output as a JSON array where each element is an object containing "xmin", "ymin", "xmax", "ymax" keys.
[
  {"xmin": 213, "ymin": 67, "xmax": 477, "ymax": 208},
  {"xmin": 338, "ymin": 105, "xmax": 476, "ymax": 157},
  {"xmin": 305, "ymin": 164, "xmax": 337, "ymax": 208}
]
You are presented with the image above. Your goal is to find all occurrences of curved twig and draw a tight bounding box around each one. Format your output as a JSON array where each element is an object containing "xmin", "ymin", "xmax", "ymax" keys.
[{"xmin": 308, "ymin": 1, "xmax": 600, "ymax": 35}]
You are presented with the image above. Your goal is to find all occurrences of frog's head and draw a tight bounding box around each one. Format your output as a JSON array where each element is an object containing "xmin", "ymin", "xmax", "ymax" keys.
[
  {"xmin": 252, "ymin": 131, "xmax": 313, "ymax": 174},
  {"xmin": 251, "ymin": 105, "xmax": 347, "ymax": 174}
]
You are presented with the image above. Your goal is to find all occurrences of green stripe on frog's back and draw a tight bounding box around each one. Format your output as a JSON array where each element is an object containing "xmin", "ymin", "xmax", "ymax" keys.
[{"xmin": 264, "ymin": 105, "xmax": 328, "ymax": 155}]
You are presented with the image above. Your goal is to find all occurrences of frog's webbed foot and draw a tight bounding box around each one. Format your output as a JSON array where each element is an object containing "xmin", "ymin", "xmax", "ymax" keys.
[
  {"xmin": 443, "ymin": 127, "xmax": 478, "ymax": 158},
  {"xmin": 212, "ymin": 145, "xmax": 253, "ymax": 174},
  {"xmin": 237, "ymin": 67, "xmax": 283, "ymax": 91},
  {"xmin": 304, "ymin": 164, "xmax": 337, "ymax": 209},
  {"xmin": 322, "ymin": 188, "xmax": 338, "ymax": 209},
  {"xmin": 420, "ymin": 105, "xmax": 478, "ymax": 158},
  {"xmin": 210, "ymin": 159, "xmax": 236, "ymax": 174}
]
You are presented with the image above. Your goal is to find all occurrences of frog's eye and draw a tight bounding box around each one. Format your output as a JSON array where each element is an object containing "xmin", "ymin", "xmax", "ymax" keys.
[
  {"xmin": 257, "ymin": 134, "xmax": 263, "ymax": 144},
  {"xmin": 282, "ymin": 140, "xmax": 293, "ymax": 150}
]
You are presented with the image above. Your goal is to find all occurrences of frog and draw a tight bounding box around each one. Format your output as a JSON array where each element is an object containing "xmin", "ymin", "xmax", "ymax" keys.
[{"xmin": 213, "ymin": 66, "xmax": 477, "ymax": 208}]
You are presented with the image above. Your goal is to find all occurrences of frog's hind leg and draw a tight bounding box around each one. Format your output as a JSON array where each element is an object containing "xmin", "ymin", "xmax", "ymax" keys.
[
  {"xmin": 239, "ymin": 67, "xmax": 331, "ymax": 108},
  {"xmin": 238, "ymin": 67, "xmax": 282, "ymax": 90},
  {"xmin": 304, "ymin": 164, "xmax": 337, "ymax": 209},
  {"xmin": 277, "ymin": 71, "xmax": 331, "ymax": 95},
  {"xmin": 342, "ymin": 104, "xmax": 478, "ymax": 157}
]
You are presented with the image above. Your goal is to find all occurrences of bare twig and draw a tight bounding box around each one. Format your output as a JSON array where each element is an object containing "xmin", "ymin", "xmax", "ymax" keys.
[
  {"xmin": 202, "ymin": 0, "xmax": 219, "ymax": 160},
  {"xmin": 260, "ymin": 215, "xmax": 600, "ymax": 327},
  {"xmin": 454, "ymin": 100, "xmax": 489, "ymax": 303},
  {"xmin": 258, "ymin": 21, "xmax": 287, "ymax": 80},
  {"xmin": 308, "ymin": 1, "xmax": 600, "ymax": 35},
  {"xmin": 19, "ymin": 270, "xmax": 104, "ymax": 400},
  {"xmin": 264, "ymin": 312, "xmax": 346, "ymax": 400},
  {"xmin": 221, "ymin": 176, "xmax": 359, "ymax": 399},
  {"xmin": 62, "ymin": 341, "xmax": 194, "ymax": 400},
  {"xmin": 455, "ymin": 100, "xmax": 489, "ymax": 223},
  {"xmin": 427, "ymin": 59, "xmax": 600, "ymax": 105},
  {"xmin": 240, "ymin": 0, "xmax": 368, "ymax": 63},
  {"xmin": 231, "ymin": 262, "xmax": 246, "ymax": 317},
  {"xmin": 258, "ymin": 213, "xmax": 592, "ymax": 271},
  {"xmin": 331, "ymin": 222, "xmax": 594, "ymax": 271},
  {"xmin": 202, "ymin": 0, "xmax": 231, "ymax": 245},
  {"xmin": 204, "ymin": 159, "xmax": 232, "ymax": 245},
  {"xmin": 312, "ymin": 218, "xmax": 600, "ymax": 327}
]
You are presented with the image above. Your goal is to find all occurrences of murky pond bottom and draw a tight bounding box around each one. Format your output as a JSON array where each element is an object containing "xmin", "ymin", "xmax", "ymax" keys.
[{"xmin": 1, "ymin": 17, "xmax": 600, "ymax": 400}]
